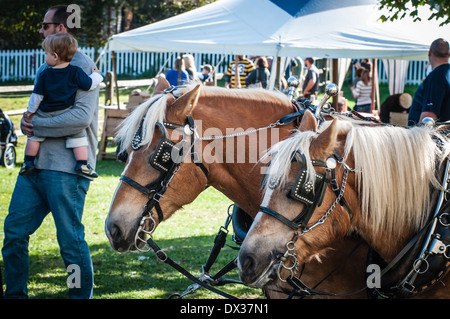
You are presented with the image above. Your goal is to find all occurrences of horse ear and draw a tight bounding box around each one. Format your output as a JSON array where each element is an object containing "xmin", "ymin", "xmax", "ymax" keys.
[
  {"xmin": 298, "ymin": 110, "xmax": 318, "ymax": 132},
  {"xmin": 311, "ymin": 119, "xmax": 339, "ymax": 157},
  {"xmin": 169, "ymin": 84, "xmax": 202, "ymax": 120},
  {"xmin": 152, "ymin": 75, "xmax": 170, "ymax": 96}
]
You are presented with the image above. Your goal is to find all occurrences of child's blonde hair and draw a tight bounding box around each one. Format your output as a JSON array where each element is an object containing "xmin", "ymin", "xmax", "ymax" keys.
[{"xmin": 42, "ymin": 33, "xmax": 78, "ymax": 62}]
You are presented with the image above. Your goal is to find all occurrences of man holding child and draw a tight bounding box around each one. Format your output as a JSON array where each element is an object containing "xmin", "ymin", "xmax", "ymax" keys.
[{"xmin": 2, "ymin": 5, "xmax": 99, "ymax": 299}]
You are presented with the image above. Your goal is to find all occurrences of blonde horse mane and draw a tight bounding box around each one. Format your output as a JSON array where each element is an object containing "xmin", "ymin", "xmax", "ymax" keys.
[
  {"xmin": 116, "ymin": 85, "xmax": 192, "ymax": 154},
  {"xmin": 264, "ymin": 117, "xmax": 450, "ymax": 235}
]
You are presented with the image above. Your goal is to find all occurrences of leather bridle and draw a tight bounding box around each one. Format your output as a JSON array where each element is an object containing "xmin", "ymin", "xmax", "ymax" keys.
[
  {"xmin": 116, "ymin": 86, "xmax": 209, "ymax": 251},
  {"xmin": 258, "ymin": 148, "xmax": 358, "ymax": 297},
  {"xmin": 260, "ymin": 149, "xmax": 353, "ymax": 234},
  {"xmin": 120, "ymin": 115, "xmax": 209, "ymax": 251}
]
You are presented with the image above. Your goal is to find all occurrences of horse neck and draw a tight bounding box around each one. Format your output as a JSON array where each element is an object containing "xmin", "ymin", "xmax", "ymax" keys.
[
  {"xmin": 192, "ymin": 93, "xmax": 295, "ymax": 217},
  {"xmin": 354, "ymin": 222, "xmax": 416, "ymax": 263}
]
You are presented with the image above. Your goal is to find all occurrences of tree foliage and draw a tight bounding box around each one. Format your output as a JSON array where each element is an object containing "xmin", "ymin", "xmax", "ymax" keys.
[
  {"xmin": 0, "ymin": 0, "xmax": 217, "ymax": 50},
  {"xmin": 378, "ymin": 0, "xmax": 449, "ymax": 26}
]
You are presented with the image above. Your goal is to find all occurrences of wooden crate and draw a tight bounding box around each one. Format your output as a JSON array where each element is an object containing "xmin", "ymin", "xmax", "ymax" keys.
[
  {"xmin": 390, "ymin": 112, "xmax": 409, "ymax": 126},
  {"xmin": 97, "ymin": 108, "xmax": 129, "ymax": 160}
]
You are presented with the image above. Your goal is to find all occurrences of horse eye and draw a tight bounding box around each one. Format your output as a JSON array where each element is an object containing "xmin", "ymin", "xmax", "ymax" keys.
[{"xmin": 285, "ymin": 182, "xmax": 296, "ymax": 199}]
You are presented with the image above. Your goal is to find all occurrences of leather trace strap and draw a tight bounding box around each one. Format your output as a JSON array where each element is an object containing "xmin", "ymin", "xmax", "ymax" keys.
[{"xmin": 146, "ymin": 236, "xmax": 238, "ymax": 299}]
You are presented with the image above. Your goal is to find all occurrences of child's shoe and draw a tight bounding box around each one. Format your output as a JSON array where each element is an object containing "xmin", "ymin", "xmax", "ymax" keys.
[
  {"xmin": 19, "ymin": 161, "xmax": 35, "ymax": 175},
  {"xmin": 75, "ymin": 162, "xmax": 98, "ymax": 178}
]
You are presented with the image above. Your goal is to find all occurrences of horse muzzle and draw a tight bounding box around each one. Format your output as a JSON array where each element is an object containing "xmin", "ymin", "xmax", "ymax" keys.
[
  {"xmin": 105, "ymin": 214, "xmax": 141, "ymax": 252},
  {"xmin": 238, "ymin": 248, "xmax": 281, "ymax": 288}
]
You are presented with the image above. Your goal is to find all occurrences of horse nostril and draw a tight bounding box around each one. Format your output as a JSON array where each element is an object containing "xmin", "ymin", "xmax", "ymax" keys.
[
  {"xmin": 109, "ymin": 223, "xmax": 123, "ymax": 241},
  {"xmin": 239, "ymin": 253, "xmax": 258, "ymax": 286},
  {"xmin": 241, "ymin": 255, "xmax": 255, "ymax": 273}
]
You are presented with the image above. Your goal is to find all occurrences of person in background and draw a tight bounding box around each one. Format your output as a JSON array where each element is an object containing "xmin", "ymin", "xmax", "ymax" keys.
[
  {"xmin": 352, "ymin": 68, "xmax": 372, "ymax": 113},
  {"xmin": 225, "ymin": 55, "xmax": 255, "ymax": 88},
  {"xmin": 165, "ymin": 57, "xmax": 189, "ymax": 86},
  {"xmin": 360, "ymin": 58, "xmax": 372, "ymax": 73},
  {"xmin": 197, "ymin": 64, "xmax": 213, "ymax": 83},
  {"xmin": 302, "ymin": 57, "xmax": 319, "ymax": 100},
  {"xmin": 183, "ymin": 54, "xmax": 197, "ymax": 81},
  {"xmin": 245, "ymin": 56, "xmax": 270, "ymax": 89},
  {"xmin": 408, "ymin": 38, "xmax": 450, "ymax": 125}
]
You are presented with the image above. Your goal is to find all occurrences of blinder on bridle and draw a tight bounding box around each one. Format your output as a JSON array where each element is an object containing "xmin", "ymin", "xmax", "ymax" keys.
[
  {"xmin": 148, "ymin": 122, "xmax": 184, "ymax": 173},
  {"xmin": 289, "ymin": 151, "xmax": 332, "ymax": 208},
  {"xmin": 260, "ymin": 150, "xmax": 338, "ymax": 231},
  {"xmin": 119, "ymin": 121, "xmax": 186, "ymax": 224},
  {"xmin": 260, "ymin": 150, "xmax": 352, "ymax": 234}
]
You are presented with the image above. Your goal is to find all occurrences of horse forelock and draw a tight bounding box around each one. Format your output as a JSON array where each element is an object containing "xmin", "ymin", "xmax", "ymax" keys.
[{"xmin": 262, "ymin": 129, "xmax": 318, "ymax": 191}]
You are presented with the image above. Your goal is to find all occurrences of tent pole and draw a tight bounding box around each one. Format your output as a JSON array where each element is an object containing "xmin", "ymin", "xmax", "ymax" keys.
[
  {"xmin": 275, "ymin": 57, "xmax": 281, "ymax": 90},
  {"xmin": 178, "ymin": 53, "xmax": 184, "ymax": 86},
  {"xmin": 212, "ymin": 54, "xmax": 225, "ymax": 86},
  {"xmin": 332, "ymin": 58, "xmax": 339, "ymax": 109},
  {"xmin": 268, "ymin": 56, "xmax": 278, "ymax": 91},
  {"xmin": 111, "ymin": 50, "xmax": 120, "ymax": 109},
  {"xmin": 375, "ymin": 59, "xmax": 380, "ymax": 112},
  {"xmin": 371, "ymin": 58, "xmax": 376, "ymax": 113},
  {"xmin": 234, "ymin": 55, "xmax": 241, "ymax": 88}
]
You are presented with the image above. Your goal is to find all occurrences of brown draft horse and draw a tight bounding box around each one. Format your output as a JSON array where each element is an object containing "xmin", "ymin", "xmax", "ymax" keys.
[
  {"xmin": 239, "ymin": 110, "xmax": 450, "ymax": 298},
  {"xmin": 105, "ymin": 78, "xmax": 368, "ymax": 298}
]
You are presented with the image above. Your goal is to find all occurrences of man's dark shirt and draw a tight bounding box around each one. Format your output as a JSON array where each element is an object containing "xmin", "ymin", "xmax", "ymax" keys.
[{"xmin": 408, "ymin": 64, "xmax": 450, "ymax": 125}]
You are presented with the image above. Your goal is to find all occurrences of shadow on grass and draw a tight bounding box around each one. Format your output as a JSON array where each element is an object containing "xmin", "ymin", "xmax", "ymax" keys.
[{"xmin": 25, "ymin": 235, "xmax": 261, "ymax": 299}]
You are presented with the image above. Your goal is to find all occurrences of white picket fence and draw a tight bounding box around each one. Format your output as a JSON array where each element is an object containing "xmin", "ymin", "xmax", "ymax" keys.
[
  {"xmin": 0, "ymin": 47, "xmax": 427, "ymax": 85},
  {"xmin": 0, "ymin": 47, "xmax": 233, "ymax": 83}
]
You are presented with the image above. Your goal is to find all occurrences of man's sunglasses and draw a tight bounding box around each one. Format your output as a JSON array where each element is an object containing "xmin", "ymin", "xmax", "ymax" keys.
[{"xmin": 42, "ymin": 22, "xmax": 60, "ymax": 30}]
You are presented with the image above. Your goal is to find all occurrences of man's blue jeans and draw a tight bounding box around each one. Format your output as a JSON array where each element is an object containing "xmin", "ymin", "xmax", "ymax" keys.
[{"xmin": 2, "ymin": 170, "xmax": 93, "ymax": 299}]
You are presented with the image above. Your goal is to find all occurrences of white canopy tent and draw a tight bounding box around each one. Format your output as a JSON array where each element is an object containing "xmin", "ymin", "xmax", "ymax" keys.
[
  {"xmin": 107, "ymin": 0, "xmax": 449, "ymax": 102},
  {"xmin": 108, "ymin": 0, "xmax": 449, "ymax": 59}
]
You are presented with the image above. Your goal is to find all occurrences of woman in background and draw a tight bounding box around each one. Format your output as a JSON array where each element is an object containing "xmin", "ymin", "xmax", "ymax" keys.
[
  {"xmin": 352, "ymin": 68, "xmax": 372, "ymax": 113},
  {"xmin": 166, "ymin": 57, "xmax": 189, "ymax": 86}
]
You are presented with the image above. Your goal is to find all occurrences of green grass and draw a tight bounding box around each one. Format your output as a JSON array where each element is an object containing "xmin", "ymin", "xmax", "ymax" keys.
[
  {"xmin": 0, "ymin": 80, "xmax": 263, "ymax": 298},
  {"xmin": 0, "ymin": 137, "xmax": 262, "ymax": 299}
]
